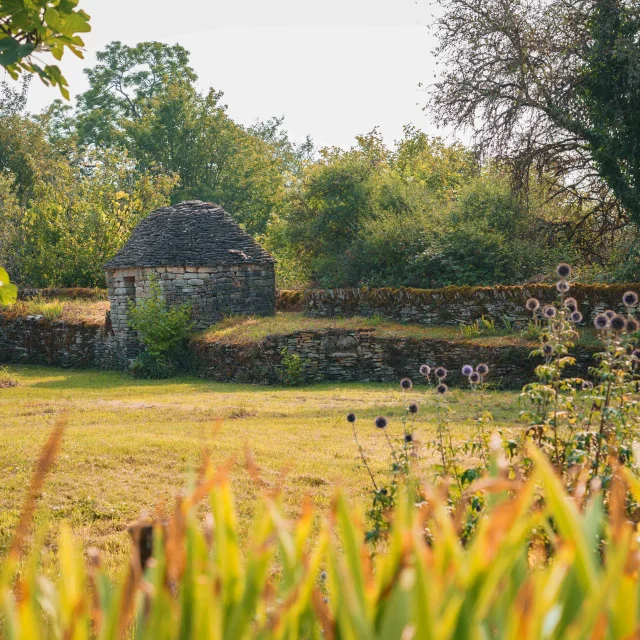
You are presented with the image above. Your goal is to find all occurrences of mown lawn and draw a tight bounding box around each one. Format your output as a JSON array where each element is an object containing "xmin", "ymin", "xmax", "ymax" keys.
[{"xmin": 0, "ymin": 366, "xmax": 522, "ymax": 575}]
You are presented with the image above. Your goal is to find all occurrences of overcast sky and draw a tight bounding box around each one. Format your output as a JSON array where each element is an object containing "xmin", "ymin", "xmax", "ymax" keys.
[{"xmin": 22, "ymin": 0, "xmax": 453, "ymax": 149}]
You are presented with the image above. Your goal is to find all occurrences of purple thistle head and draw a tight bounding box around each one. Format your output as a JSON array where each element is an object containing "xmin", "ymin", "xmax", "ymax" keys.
[
  {"xmin": 436, "ymin": 383, "xmax": 448, "ymax": 395},
  {"xmin": 404, "ymin": 433, "xmax": 413, "ymax": 443},
  {"xmin": 476, "ymin": 363, "xmax": 489, "ymax": 376},
  {"xmin": 605, "ymin": 310, "xmax": 616, "ymax": 319},
  {"xmin": 525, "ymin": 298, "xmax": 540, "ymax": 312},
  {"xmin": 347, "ymin": 413, "xmax": 356, "ymax": 423},
  {"xmin": 469, "ymin": 371, "xmax": 480, "ymax": 384},
  {"xmin": 563, "ymin": 297, "xmax": 578, "ymax": 313},
  {"xmin": 461, "ymin": 364, "xmax": 474, "ymax": 377},
  {"xmin": 542, "ymin": 344, "xmax": 554, "ymax": 357},
  {"xmin": 543, "ymin": 305, "xmax": 557, "ymax": 319},
  {"xmin": 556, "ymin": 280, "xmax": 570, "ymax": 294},
  {"xmin": 611, "ymin": 315, "xmax": 627, "ymax": 333},
  {"xmin": 626, "ymin": 317, "xmax": 639, "ymax": 334},
  {"xmin": 408, "ymin": 402, "xmax": 419, "ymax": 414},
  {"xmin": 594, "ymin": 314, "xmax": 610, "ymax": 330},
  {"xmin": 623, "ymin": 291, "xmax": 639, "ymax": 307},
  {"xmin": 400, "ymin": 378, "xmax": 413, "ymax": 390},
  {"xmin": 374, "ymin": 416, "xmax": 388, "ymax": 429},
  {"xmin": 571, "ymin": 311, "xmax": 583, "ymax": 323},
  {"xmin": 556, "ymin": 263, "xmax": 572, "ymax": 278},
  {"xmin": 419, "ymin": 364, "xmax": 431, "ymax": 376},
  {"xmin": 435, "ymin": 366, "xmax": 447, "ymax": 380},
  {"xmin": 581, "ymin": 381, "xmax": 593, "ymax": 391}
]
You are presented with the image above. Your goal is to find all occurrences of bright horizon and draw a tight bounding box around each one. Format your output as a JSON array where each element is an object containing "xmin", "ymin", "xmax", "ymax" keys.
[{"xmin": 18, "ymin": 0, "xmax": 461, "ymax": 150}]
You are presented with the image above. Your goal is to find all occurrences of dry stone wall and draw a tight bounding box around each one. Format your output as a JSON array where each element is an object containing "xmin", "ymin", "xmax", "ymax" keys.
[
  {"xmin": 191, "ymin": 329, "xmax": 598, "ymax": 389},
  {"xmin": 292, "ymin": 283, "xmax": 640, "ymax": 326}
]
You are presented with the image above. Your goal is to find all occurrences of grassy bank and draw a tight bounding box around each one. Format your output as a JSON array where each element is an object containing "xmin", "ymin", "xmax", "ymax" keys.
[{"xmin": 0, "ymin": 365, "xmax": 522, "ymax": 575}]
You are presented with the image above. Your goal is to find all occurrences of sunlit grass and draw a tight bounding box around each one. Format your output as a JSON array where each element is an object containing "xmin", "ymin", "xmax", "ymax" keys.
[
  {"xmin": 0, "ymin": 365, "xmax": 522, "ymax": 575},
  {"xmin": 4, "ymin": 298, "xmax": 109, "ymax": 323}
]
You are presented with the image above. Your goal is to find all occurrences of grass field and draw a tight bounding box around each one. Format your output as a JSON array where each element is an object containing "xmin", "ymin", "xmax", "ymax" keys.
[{"xmin": 0, "ymin": 365, "xmax": 522, "ymax": 575}]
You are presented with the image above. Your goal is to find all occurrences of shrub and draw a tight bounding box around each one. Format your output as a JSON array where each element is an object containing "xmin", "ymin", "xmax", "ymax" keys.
[
  {"xmin": 5, "ymin": 421, "xmax": 640, "ymax": 638},
  {"xmin": 278, "ymin": 347, "xmax": 304, "ymax": 386},
  {"xmin": 127, "ymin": 277, "xmax": 193, "ymax": 378}
]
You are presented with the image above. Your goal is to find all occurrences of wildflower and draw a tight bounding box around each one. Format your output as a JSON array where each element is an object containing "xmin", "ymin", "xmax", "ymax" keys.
[
  {"xmin": 556, "ymin": 263, "xmax": 572, "ymax": 278},
  {"xmin": 633, "ymin": 349, "xmax": 640, "ymax": 359},
  {"xmin": 610, "ymin": 315, "xmax": 627, "ymax": 333},
  {"xmin": 435, "ymin": 366, "xmax": 447, "ymax": 380},
  {"xmin": 557, "ymin": 280, "xmax": 570, "ymax": 294},
  {"xmin": 542, "ymin": 344, "xmax": 554, "ymax": 357},
  {"xmin": 581, "ymin": 381, "xmax": 593, "ymax": 391},
  {"xmin": 563, "ymin": 297, "xmax": 578, "ymax": 309},
  {"xmin": 347, "ymin": 413, "xmax": 356, "ymax": 423},
  {"xmin": 476, "ymin": 363, "xmax": 489, "ymax": 376},
  {"xmin": 408, "ymin": 402, "xmax": 419, "ymax": 414},
  {"xmin": 623, "ymin": 291, "xmax": 639, "ymax": 307},
  {"xmin": 320, "ymin": 571, "xmax": 327, "ymax": 581},
  {"xmin": 461, "ymin": 364, "xmax": 474, "ymax": 377},
  {"xmin": 419, "ymin": 364, "xmax": 431, "ymax": 376},
  {"xmin": 525, "ymin": 298, "xmax": 540, "ymax": 312},
  {"xmin": 436, "ymin": 383, "xmax": 448, "ymax": 395},
  {"xmin": 605, "ymin": 310, "xmax": 616, "ymax": 319},
  {"xmin": 594, "ymin": 314, "xmax": 610, "ymax": 330},
  {"xmin": 469, "ymin": 372, "xmax": 480, "ymax": 384},
  {"xmin": 404, "ymin": 433, "xmax": 413, "ymax": 443},
  {"xmin": 543, "ymin": 305, "xmax": 557, "ymax": 319},
  {"xmin": 541, "ymin": 333, "xmax": 550, "ymax": 343},
  {"xmin": 400, "ymin": 378, "xmax": 413, "ymax": 390},
  {"xmin": 375, "ymin": 416, "xmax": 388, "ymax": 429},
  {"xmin": 571, "ymin": 311, "xmax": 583, "ymax": 323},
  {"xmin": 626, "ymin": 317, "xmax": 639, "ymax": 334}
]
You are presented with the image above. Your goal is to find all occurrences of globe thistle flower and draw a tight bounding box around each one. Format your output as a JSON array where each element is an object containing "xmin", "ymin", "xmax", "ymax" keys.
[
  {"xmin": 476, "ymin": 363, "xmax": 489, "ymax": 376},
  {"xmin": 435, "ymin": 366, "xmax": 447, "ymax": 380},
  {"xmin": 461, "ymin": 364, "xmax": 474, "ymax": 377},
  {"xmin": 623, "ymin": 291, "xmax": 639, "ymax": 307},
  {"xmin": 419, "ymin": 364, "xmax": 431, "ymax": 376},
  {"xmin": 557, "ymin": 280, "xmax": 570, "ymax": 294},
  {"xmin": 436, "ymin": 383, "xmax": 448, "ymax": 395},
  {"xmin": 525, "ymin": 298, "xmax": 540, "ymax": 312},
  {"xmin": 400, "ymin": 378, "xmax": 413, "ymax": 390},
  {"xmin": 542, "ymin": 344, "xmax": 554, "ymax": 357},
  {"xmin": 563, "ymin": 297, "xmax": 578, "ymax": 309},
  {"xmin": 594, "ymin": 313, "xmax": 610, "ymax": 330},
  {"xmin": 408, "ymin": 402, "xmax": 419, "ymax": 414},
  {"xmin": 581, "ymin": 381, "xmax": 594, "ymax": 391},
  {"xmin": 469, "ymin": 371, "xmax": 480, "ymax": 384},
  {"xmin": 404, "ymin": 433, "xmax": 413, "ymax": 443},
  {"xmin": 543, "ymin": 305, "xmax": 557, "ymax": 319},
  {"xmin": 374, "ymin": 416, "xmax": 388, "ymax": 429},
  {"xmin": 541, "ymin": 333, "xmax": 550, "ymax": 343},
  {"xmin": 626, "ymin": 317, "xmax": 639, "ymax": 334},
  {"xmin": 556, "ymin": 263, "xmax": 572, "ymax": 278},
  {"xmin": 347, "ymin": 413, "xmax": 356, "ymax": 423},
  {"xmin": 605, "ymin": 310, "xmax": 616, "ymax": 319},
  {"xmin": 571, "ymin": 311, "xmax": 583, "ymax": 323},
  {"xmin": 611, "ymin": 315, "xmax": 627, "ymax": 333}
]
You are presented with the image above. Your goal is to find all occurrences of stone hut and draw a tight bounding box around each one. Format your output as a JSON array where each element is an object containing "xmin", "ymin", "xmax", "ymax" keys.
[{"xmin": 105, "ymin": 200, "xmax": 275, "ymax": 358}]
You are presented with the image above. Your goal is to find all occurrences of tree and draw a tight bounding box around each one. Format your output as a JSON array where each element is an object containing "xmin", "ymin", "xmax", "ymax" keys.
[
  {"xmin": 0, "ymin": 0, "xmax": 90, "ymax": 98},
  {"xmin": 76, "ymin": 41, "xmax": 197, "ymax": 147},
  {"xmin": 429, "ymin": 0, "xmax": 640, "ymax": 227}
]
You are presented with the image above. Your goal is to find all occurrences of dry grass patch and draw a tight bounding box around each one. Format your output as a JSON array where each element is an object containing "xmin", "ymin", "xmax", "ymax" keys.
[
  {"xmin": 2, "ymin": 298, "xmax": 109, "ymax": 324},
  {"xmin": 0, "ymin": 365, "xmax": 522, "ymax": 576}
]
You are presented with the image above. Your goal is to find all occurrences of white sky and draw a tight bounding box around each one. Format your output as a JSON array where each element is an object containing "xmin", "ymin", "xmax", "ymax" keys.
[{"xmin": 23, "ymin": 0, "xmax": 452, "ymax": 149}]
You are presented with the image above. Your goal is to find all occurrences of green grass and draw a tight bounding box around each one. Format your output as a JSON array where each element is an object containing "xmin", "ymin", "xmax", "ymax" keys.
[
  {"xmin": 3, "ymin": 298, "xmax": 109, "ymax": 324},
  {"xmin": 0, "ymin": 365, "xmax": 522, "ymax": 575},
  {"xmin": 199, "ymin": 311, "xmax": 603, "ymax": 348}
]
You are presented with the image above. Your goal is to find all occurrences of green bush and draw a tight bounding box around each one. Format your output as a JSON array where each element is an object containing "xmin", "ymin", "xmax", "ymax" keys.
[
  {"xmin": 127, "ymin": 278, "xmax": 193, "ymax": 378},
  {"xmin": 278, "ymin": 347, "xmax": 304, "ymax": 386}
]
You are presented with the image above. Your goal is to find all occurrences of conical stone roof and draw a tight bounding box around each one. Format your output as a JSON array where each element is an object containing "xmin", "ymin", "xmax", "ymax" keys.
[{"xmin": 105, "ymin": 201, "xmax": 274, "ymax": 269}]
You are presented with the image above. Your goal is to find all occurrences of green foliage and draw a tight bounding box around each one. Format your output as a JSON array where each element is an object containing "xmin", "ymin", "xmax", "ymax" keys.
[
  {"xmin": 0, "ymin": 266, "xmax": 17, "ymax": 306},
  {"xmin": 278, "ymin": 347, "xmax": 304, "ymax": 386},
  {"xmin": 0, "ymin": 0, "xmax": 91, "ymax": 98},
  {"xmin": 127, "ymin": 278, "xmax": 193, "ymax": 378},
  {"xmin": 7, "ymin": 421, "xmax": 640, "ymax": 638}
]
